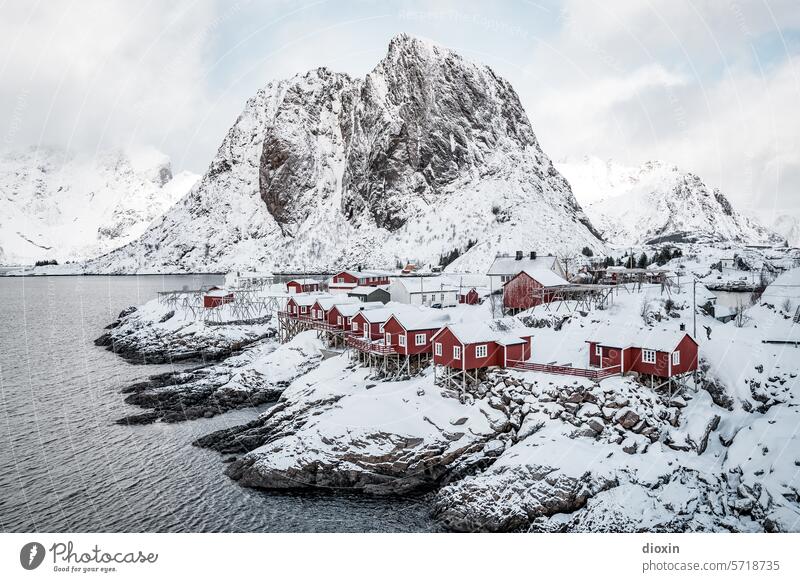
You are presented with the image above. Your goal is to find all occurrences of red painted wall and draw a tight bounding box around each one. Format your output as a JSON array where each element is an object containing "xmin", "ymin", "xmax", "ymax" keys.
[
  {"xmin": 502, "ymin": 272, "xmax": 556, "ymax": 311},
  {"xmin": 204, "ymin": 293, "xmax": 233, "ymax": 308},
  {"xmin": 671, "ymin": 334, "xmax": 699, "ymax": 375},
  {"xmin": 350, "ymin": 311, "xmax": 386, "ymax": 340},
  {"xmin": 459, "ymin": 289, "xmax": 480, "ymax": 305},
  {"xmin": 287, "ymin": 281, "xmax": 320, "ymax": 293},
  {"xmin": 383, "ymin": 317, "xmax": 440, "ymax": 355}
]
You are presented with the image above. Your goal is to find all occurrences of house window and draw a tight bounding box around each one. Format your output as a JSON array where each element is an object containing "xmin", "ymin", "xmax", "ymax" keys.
[
  {"xmin": 352, "ymin": 322, "xmax": 359, "ymax": 331},
  {"xmin": 453, "ymin": 346, "xmax": 461, "ymax": 359},
  {"xmin": 595, "ymin": 344, "xmax": 602, "ymax": 357},
  {"xmin": 440, "ymin": 293, "xmax": 445, "ymax": 301},
  {"xmin": 642, "ymin": 349, "xmax": 656, "ymax": 364},
  {"xmin": 337, "ymin": 316, "xmax": 342, "ymax": 325},
  {"xmin": 379, "ymin": 323, "xmax": 385, "ymax": 332},
  {"xmin": 434, "ymin": 342, "xmax": 442, "ymax": 356},
  {"xmin": 415, "ymin": 333, "xmax": 426, "ymax": 346},
  {"xmin": 399, "ymin": 335, "xmax": 406, "ymax": 347},
  {"xmin": 422, "ymin": 294, "xmax": 427, "ymax": 303},
  {"xmin": 364, "ymin": 328, "xmax": 369, "ymax": 338},
  {"xmin": 672, "ymin": 351, "xmax": 680, "ymax": 366},
  {"xmin": 301, "ymin": 306, "xmax": 307, "ymax": 314},
  {"xmin": 385, "ymin": 333, "xmax": 391, "ymax": 345},
  {"xmin": 475, "ymin": 344, "xmax": 488, "ymax": 358}
]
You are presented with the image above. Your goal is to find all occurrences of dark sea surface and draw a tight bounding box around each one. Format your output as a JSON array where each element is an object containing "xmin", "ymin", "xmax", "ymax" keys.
[{"xmin": 0, "ymin": 275, "xmax": 435, "ymax": 532}]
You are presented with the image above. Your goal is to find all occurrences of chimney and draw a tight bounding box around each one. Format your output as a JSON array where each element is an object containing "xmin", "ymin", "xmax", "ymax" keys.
[
  {"xmin": 530, "ymin": 251, "xmax": 537, "ymax": 260},
  {"xmin": 515, "ymin": 250, "xmax": 523, "ymax": 260},
  {"xmin": 680, "ymin": 323, "xmax": 686, "ymax": 331}
]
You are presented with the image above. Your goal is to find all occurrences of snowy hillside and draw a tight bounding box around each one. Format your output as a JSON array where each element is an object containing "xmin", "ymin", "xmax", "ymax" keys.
[
  {"xmin": 557, "ymin": 156, "xmax": 780, "ymax": 246},
  {"xmin": 756, "ymin": 210, "xmax": 800, "ymax": 247},
  {"xmin": 85, "ymin": 34, "xmax": 604, "ymax": 275},
  {"xmin": 0, "ymin": 147, "xmax": 198, "ymax": 265}
]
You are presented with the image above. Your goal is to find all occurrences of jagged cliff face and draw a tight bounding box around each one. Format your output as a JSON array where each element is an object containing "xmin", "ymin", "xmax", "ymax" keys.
[
  {"xmin": 558, "ymin": 157, "xmax": 782, "ymax": 246},
  {"xmin": 87, "ymin": 35, "xmax": 605, "ymax": 274}
]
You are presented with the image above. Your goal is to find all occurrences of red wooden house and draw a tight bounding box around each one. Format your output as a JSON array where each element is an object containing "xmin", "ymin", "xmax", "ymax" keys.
[
  {"xmin": 502, "ymin": 269, "xmax": 570, "ymax": 312},
  {"xmin": 286, "ymin": 278, "xmax": 321, "ymax": 294},
  {"xmin": 458, "ymin": 288, "xmax": 480, "ymax": 305},
  {"xmin": 586, "ymin": 329, "xmax": 698, "ymax": 378},
  {"xmin": 382, "ymin": 312, "xmax": 452, "ymax": 356},
  {"xmin": 349, "ymin": 308, "xmax": 398, "ymax": 341},
  {"xmin": 311, "ymin": 296, "xmax": 358, "ymax": 322},
  {"xmin": 327, "ymin": 302, "xmax": 383, "ymax": 331},
  {"xmin": 431, "ymin": 321, "xmax": 532, "ymax": 370},
  {"xmin": 328, "ymin": 270, "xmax": 391, "ymax": 292},
  {"xmin": 285, "ymin": 294, "xmax": 328, "ymax": 318},
  {"xmin": 203, "ymin": 288, "xmax": 234, "ymax": 308}
]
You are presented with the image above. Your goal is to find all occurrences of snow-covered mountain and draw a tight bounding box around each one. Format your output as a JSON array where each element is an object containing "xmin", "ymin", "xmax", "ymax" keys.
[
  {"xmin": 86, "ymin": 34, "xmax": 604, "ymax": 274},
  {"xmin": 0, "ymin": 147, "xmax": 198, "ymax": 265},
  {"xmin": 755, "ymin": 211, "xmax": 800, "ymax": 247},
  {"xmin": 557, "ymin": 156, "xmax": 781, "ymax": 246}
]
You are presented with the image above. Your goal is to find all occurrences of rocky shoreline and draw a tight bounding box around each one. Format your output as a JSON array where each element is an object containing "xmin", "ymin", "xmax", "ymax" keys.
[{"xmin": 95, "ymin": 306, "xmax": 274, "ymax": 364}]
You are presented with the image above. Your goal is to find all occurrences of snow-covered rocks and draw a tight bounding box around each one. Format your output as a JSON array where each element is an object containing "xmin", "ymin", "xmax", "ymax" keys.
[
  {"xmin": 118, "ymin": 331, "xmax": 323, "ymax": 424},
  {"xmin": 95, "ymin": 297, "xmax": 274, "ymax": 364}
]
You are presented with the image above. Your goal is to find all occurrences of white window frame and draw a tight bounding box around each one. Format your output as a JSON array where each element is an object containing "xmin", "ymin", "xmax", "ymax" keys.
[
  {"xmin": 475, "ymin": 344, "xmax": 488, "ymax": 358},
  {"xmin": 399, "ymin": 334, "xmax": 406, "ymax": 347},
  {"xmin": 415, "ymin": 333, "xmax": 426, "ymax": 346},
  {"xmin": 422, "ymin": 294, "xmax": 427, "ymax": 303},
  {"xmin": 440, "ymin": 293, "xmax": 445, "ymax": 301},
  {"xmin": 337, "ymin": 316, "xmax": 342, "ymax": 325},
  {"xmin": 379, "ymin": 323, "xmax": 385, "ymax": 332},
  {"xmin": 672, "ymin": 351, "xmax": 680, "ymax": 366},
  {"xmin": 434, "ymin": 342, "xmax": 442, "ymax": 356},
  {"xmin": 595, "ymin": 344, "xmax": 602, "ymax": 357},
  {"xmin": 352, "ymin": 321, "xmax": 359, "ymax": 332},
  {"xmin": 453, "ymin": 346, "xmax": 461, "ymax": 359},
  {"xmin": 385, "ymin": 332, "xmax": 391, "ymax": 345},
  {"xmin": 364, "ymin": 327, "xmax": 370, "ymax": 338},
  {"xmin": 301, "ymin": 306, "xmax": 307, "ymax": 314},
  {"xmin": 642, "ymin": 349, "xmax": 656, "ymax": 364}
]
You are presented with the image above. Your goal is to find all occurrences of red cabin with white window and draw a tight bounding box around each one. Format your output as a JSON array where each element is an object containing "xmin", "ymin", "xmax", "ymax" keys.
[
  {"xmin": 382, "ymin": 313, "xmax": 451, "ymax": 356},
  {"xmin": 203, "ymin": 287, "xmax": 234, "ymax": 308},
  {"xmin": 349, "ymin": 308, "xmax": 397, "ymax": 341},
  {"xmin": 310, "ymin": 296, "xmax": 358, "ymax": 322},
  {"xmin": 285, "ymin": 294, "xmax": 327, "ymax": 318},
  {"xmin": 431, "ymin": 322, "xmax": 532, "ymax": 370},
  {"xmin": 502, "ymin": 269, "xmax": 570, "ymax": 312},
  {"xmin": 329, "ymin": 270, "xmax": 391, "ymax": 293},
  {"xmin": 286, "ymin": 278, "xmax": 321, "ymax": 294},
  {"xmin": 326, "ymin": 302, "xmax": 383, "ymax": 330},
  {"xmin": 586, "ymin": 329, "xmax": 698, "ymax": 378}
]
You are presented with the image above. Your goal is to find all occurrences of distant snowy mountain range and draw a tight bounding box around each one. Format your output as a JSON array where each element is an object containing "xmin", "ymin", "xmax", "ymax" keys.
[
  {"xmin": 83, "ymin": 34, "xmax": 605, "ymax": 274},
  {"xmin": 557, "ymin": 156, "xmax": 782, "ymax": 247},
  {"xmin": 0, "ymin": 147, "xmax": 198, "ymax": 265}
]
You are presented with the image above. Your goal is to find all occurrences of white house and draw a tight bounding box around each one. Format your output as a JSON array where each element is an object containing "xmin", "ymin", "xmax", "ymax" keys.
[
  {"xmin": 387, "ymin": 277, "xmax": 458, "ymax": 307},
  {"xmin": 487, "ymin": 252, "xmax": 566, "ymax": 291}
]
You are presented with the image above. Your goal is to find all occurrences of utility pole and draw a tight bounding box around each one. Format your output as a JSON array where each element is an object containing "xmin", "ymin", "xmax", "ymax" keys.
[{"xmin": 693, "ymin": 278, "xmax": 697, "ymax": 339}]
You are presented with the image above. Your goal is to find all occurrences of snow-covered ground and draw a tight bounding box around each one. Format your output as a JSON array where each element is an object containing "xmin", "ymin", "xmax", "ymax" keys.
[{"xmin": 200, "ymin": 261, "xmax": 800, "ymax": 532}]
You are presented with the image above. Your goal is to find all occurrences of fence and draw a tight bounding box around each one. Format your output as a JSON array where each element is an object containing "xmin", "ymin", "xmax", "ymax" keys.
[{"xmin": 506, "ymin": 360, "xmax": 621, "ymax": 380}]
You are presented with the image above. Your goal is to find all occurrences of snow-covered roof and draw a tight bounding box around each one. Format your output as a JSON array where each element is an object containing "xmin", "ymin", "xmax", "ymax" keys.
[
  {"xmin": 355, "ymin": 304, "xmax": 418, "ymax": 324},
  {"xmin": 289, "ymin": 293, "xmax": 331, "ymax": 306},
  {"xmin": 436, "ymin": 319, "xmax": 530, "ymax": 345},
  {"xmin": 506, "ymin": 268, "xmax": 570, "ymax": 287},
  {"xmin": 347, "ymin": 285, "xmax": 389, "ymax": 295},
  {"xmin": 587, "ymin": 327, "xmax": 696, "ymax": 352},
  {"xmin": 389, "ymin": 310, "xmax": 452, "ymax": 331},
  {"xmin": 314, "ymin": 296, "xmax": 359, "ymax": 311},
  {"xmin": 287, "ymin": 278, "xmax": 320, "ymax": 285},
  {"xmin": 205, "ymin": 288, "xmax": 233, "ymax": 297},
  {"xmin": 333, "ymin": 302, "xmax": 384, "ymax": 317},
  {"xmin": 487, "ymin": 255, "xmax": 560, "ymax": 276},
  {"xmin": 391, "ymin": 277, "xmax": 458, "ymax": 293},
  {"xmin": 334, "ymin": 270, "xmax": 391, "ymax": 279}
]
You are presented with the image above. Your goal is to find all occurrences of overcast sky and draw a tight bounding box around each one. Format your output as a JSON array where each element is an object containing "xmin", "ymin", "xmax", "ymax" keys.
[{"xmin": 1, "ymin": 0, "xmax": 798, "ymax": 215}]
